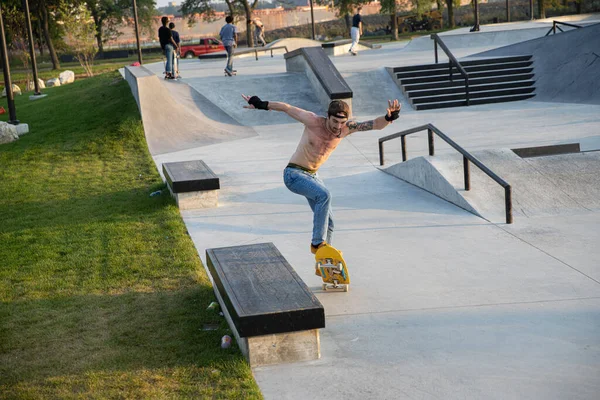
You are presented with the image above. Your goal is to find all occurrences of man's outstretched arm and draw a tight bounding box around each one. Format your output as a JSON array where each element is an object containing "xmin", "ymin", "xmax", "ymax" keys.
[
  {"xmin": 347, "ymin": 99, "xmax": 401, "ymax": 133},
  {"xmin": 242, "ymin": 94, "xmax": 318, "ymax": 126}
]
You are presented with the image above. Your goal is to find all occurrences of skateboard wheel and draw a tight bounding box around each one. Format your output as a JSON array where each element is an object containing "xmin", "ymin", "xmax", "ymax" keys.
[
  {"xmin": 344, "ymin": 285, "xmax": 349, "ymax": 292},
  {"xmin": 322, "ymin": 284, "xmax": 327, "ymax": 290}
]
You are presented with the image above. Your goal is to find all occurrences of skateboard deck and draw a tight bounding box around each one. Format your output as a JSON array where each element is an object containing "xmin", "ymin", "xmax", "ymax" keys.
[{"xmin": 314, "ymin": 244, "xmax": 350, "ymax": 292}]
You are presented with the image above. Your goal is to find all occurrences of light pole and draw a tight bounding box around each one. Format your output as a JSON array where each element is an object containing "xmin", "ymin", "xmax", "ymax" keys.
[
  {"xmin": 22, "ymin": 0, "xmax": 42, "ymax": 96},
  {"xmin": 0, "ymin": 2, "xmax": 18, "ymax": 124},
  {"xmin": 132, "ymin": 0, "xmax": 143, "ymax": 64},
  {"xmin": 309, "ymin": 0, "xmax": 316, "ymax": 40},
  {"xmin": 529, "ymin": 0, "xmax": 534, "ymax": 20}
]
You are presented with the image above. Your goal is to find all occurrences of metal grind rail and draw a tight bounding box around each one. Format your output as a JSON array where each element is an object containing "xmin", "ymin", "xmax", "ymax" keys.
[
  {"xmin": 430, "ymin": 33, "xmax": 470, "ymax": 106},
  {"xmin": 545, "ymin": 21, "xmax": 583, "ymax": 36},
  {"xmin": 378, "ymin": 123, "xmax": 513, "ymax": 224},
  {"xmin": 237, "ymin": 45, "xmax": 289, "ymax": 60}
]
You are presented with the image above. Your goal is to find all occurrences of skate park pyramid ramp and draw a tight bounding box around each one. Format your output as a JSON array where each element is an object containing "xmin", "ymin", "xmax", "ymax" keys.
[
  {"xmin": 266, "ymin": 38, "xmax": 321, "ymax": 52},
  {"xmin": 124, "ymin": 66, "xmax": 257, "ymax": 155},
  {"xmin": 469, "ymin": 22, "xmax": 600, "ymax": 104},
  {"xmin": 385, "ymin": 148, "xmax": 600, "ymax": 223},
  {"xmin": 403, "ymin": 14, "xmax": 600, "ymax": 52}
]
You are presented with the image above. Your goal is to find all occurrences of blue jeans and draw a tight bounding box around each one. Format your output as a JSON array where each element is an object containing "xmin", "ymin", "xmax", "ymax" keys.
[
  {"xmin": 284, "ymin": 167, "xmax": 334, "ymax": 246},
  {"xmin": 164, "ymin": 44, "xmax": 174, "ymax": 74},
  {"xmin": 224, "ymin": 45, "xmax": 234, "ymax": 72}
]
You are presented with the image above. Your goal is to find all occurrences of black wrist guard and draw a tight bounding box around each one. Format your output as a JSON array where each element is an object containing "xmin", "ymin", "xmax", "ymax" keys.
[
  {"xmin": 385, "ymin": 110, "xmax": 400, "ymax": 122},
  {"xmin": 248, "ymin": 96, "xmax": 269, "ymax": 110}
]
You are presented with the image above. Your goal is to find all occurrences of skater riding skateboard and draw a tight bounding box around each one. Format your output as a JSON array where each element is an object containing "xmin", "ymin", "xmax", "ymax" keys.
[{"xmin": 315, "ymin": 244, "xmax": 350, "ymax": 292}]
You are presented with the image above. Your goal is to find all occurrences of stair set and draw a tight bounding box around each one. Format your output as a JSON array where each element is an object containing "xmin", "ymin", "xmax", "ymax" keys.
[{"xmin": 391, "ymin": 55, "xmax": 536, "ymax": 110}]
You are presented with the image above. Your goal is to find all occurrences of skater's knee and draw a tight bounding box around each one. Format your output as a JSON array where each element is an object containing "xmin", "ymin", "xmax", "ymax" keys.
[{"xmin": 316, "ymin": 189, "xmax": 332, "ymax": 204}]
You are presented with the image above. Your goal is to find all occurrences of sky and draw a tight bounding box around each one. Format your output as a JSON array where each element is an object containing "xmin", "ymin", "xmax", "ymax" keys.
[{"xmin": 155, "ymin": 1, "xmax": 176, "ymax": 8}]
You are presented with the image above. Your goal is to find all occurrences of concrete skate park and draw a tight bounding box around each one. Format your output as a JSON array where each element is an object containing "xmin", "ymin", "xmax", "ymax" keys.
[{"xmin": 125, "ymin": 15, "xmax": 600, "ymax": 399}]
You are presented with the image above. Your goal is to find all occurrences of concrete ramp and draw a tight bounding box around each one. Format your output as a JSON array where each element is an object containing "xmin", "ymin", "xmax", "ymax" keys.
[
  {"xmin": 125, "ymin": 66, "xmax": 257, "ymax": 155},
  {"xmin": 266, "ymin": 38, "xmax": 321, "ymax": 52},
  {"xmin": 384, "ymin": 149, "xmax": 600, "ymax": 222},
  {"xmin": 383, "ymin": 156, "xmax": 480, "ymax": 216},
  {"xmin": 404, "ymin": 26, "xmax": 550, "ymax": 52},
  {"xmin": 471, "ymin": 23, "xmax": 600, "ymax": 104}
]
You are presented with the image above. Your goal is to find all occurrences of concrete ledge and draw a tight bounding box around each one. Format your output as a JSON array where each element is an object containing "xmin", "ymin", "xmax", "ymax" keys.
[
  {"xmin": 163, "ymin": 160, "xmax": 220, "ymax": 209},
  {"xmin": 206, "ymin": 243, "xmax": 325, "ymax": 366},
  {"xmin": 512, "ymin": 143, "xmax": 580, "ymax": 158},
  {"xmin": 321, "ymin": 39, "xmax": 381, "ymax": 56},
  {"xmin": 284, "ymin": 47, "xmax": 353, "ymax": 114}
]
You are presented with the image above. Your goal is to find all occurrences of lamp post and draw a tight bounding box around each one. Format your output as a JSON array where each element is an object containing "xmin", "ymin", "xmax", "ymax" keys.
[
  {"xmin": 309, "ymin": 0, "xmax": 316, "ymax": 40},
  {"xmin": 132, "ymin": 0, "xmax": 143, "ymax": 64},
  {"xmin": 529, "ymin": 0, "xmax": 534, "ymax": 20},
  {"xmin": 0, "ymin": 2, "xmax": 18, "ymax": 124},
  {"xmin": 22, "ymin": 0, "xmax": 42, "ymax": 96}
]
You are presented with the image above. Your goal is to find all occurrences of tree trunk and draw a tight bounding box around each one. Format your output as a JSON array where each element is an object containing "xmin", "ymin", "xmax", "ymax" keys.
[
  {"xmin": 390, "ymin": 13, "xmax": 399, "ymax": 41},
  {"xmin": 472, "ymin": 0, "xmax": 480, "ymax": 31},
  {"xmin": 243, "ymin": 2, "xmax": 253, "ymax": 47},
  {"xmin": 576, "ymin": 0, "xmax": 582, "ymax": 13},
  {"xmin": 90, "ymin": 8, "xmax": 104, "ymax": 54},
  {"xmin": 436, "ymin": 0, "xmax": 443, "ymax": 12},
  {"xmin": 40, "ymin": 4, "xmax": 60, "ymax": 69},
  {"xmin": 538, "ymin": 0, "xmax": 546, "ymax": 19},
  {"xmin": 36, "ymin": 15, "xmax": 44, "ymax": 57},
  {"xmin": 344, "ymin": 13, "xmax": 351, "ymax": 36},
  {"xmin": 445, "ymin": 0, "xmax": 455, "ymax": 28}
]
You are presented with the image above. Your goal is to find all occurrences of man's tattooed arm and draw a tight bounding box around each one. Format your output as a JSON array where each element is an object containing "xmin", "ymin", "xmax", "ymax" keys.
[{"xmin": 346, "ymin": 120, "xmax": 374, "ymax": 132}]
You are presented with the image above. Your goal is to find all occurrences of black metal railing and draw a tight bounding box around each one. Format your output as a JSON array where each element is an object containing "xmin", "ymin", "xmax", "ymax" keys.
[
  {"xmin": 430, "ymin": 34, "xmax": 470, "ymax": 106},
  {"xmin": 235, "ymin": 45, "xmax": 289, "ymax": 61},
  {"xmin": 378, "ymin": 123, "xmax": 513, "ymax": 224},
  {"xmin": 545, "ymin": 21, "xmax": 583, "ymax": 36}
]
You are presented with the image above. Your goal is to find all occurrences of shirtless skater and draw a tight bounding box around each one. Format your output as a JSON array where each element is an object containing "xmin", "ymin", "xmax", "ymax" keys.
[{"xmin": 243, "ymin": 94, "xmax": 401, "ymax": 254}]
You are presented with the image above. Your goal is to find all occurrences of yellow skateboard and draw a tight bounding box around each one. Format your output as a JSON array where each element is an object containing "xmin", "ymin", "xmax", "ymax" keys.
[{"xmin": 315, "ymin": 244, "xmax": 350, "ymax": 292}]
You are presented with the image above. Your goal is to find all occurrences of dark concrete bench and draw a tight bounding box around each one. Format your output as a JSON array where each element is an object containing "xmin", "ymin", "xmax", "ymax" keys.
[
  {"xmin": 321, "ymin": 39, "xmax": 382, "ymax": 56},
  {"xmin": 284, "ymin": 47, "xmax": 353, "ymax": 113},
  {"xmin": 206, "ymin": 242, "xmax": 325, "ymax": 366},
  {"xmin": 162, "ymin": 160, "xmax": 220, "ymax": 210}
]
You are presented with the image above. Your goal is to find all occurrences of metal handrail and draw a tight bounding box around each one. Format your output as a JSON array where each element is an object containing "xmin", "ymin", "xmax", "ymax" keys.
[
  {"xmin": 378, "ymin": 123, "xmax": 513, "ymax": 224},
  {"xmin": 430, "ymin": 33, "xmax": 470, "ymax": 106},
  {"xmin": 545, "ymin": 20, "xmax": 583, "ymax": 36},
  {"xmin": 235, "ymin": 45, "xmax": 289, "ymax": 60}
]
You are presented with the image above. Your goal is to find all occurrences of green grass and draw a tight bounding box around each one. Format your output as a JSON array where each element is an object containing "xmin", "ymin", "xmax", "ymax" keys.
[
  {"xmin": 0, "ymin": 71, "xmax": 262, "ymax": 399},
  {"xmin": 7, "ymin": 54, "xmax": 164, "ymax": 89}
]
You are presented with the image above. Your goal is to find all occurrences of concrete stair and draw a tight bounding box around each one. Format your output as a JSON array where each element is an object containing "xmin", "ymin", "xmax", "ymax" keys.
[{"xmin": 390, "ymin": 55, "xmax": 536, "ymax": 110}]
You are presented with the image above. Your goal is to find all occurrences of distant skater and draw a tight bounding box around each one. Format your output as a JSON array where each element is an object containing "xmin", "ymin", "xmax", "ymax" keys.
[
  {"xmin": 220, "ymin": 16, "xmax": 238, "ymax": 76},
  {"xmin": 158, "ymin": 16, "xmax": 178, "ymax": 79},
  {"xmin": 348, "ymin": 6, "xmax": 363, "ymax": 56},
  {"xmin": 242, "ymin": 94, "xmax": 401, "ymax": 254},
  {"xmin": 169, "ymin": 22, "xmax": 181, "ymax": 78},
  {"xmin": 253, "ymin": 18, "xmax": 266, "ymax": 47}
]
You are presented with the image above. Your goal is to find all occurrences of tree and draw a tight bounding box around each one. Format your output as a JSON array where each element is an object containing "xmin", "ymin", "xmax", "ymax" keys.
[
  {"xmin": 85, "ymin": 0, "xmax": 155, "ymax": 54},
  {"xmin": 180, "ymin": 0, "xmax": 259, "ymax": 47},
  {"xmin": 58, "ymin": 3, "xmax": 98, "ymax": 76},
  {"xmin": 380, "ymin": 0, "xmax": 399, "ymax": 40},
  {"xmin": 445, "ymin": 0, "xmax": 460, "ymax": 28},
  {"xmin": 34, "ymin": 0, "xmax": 61, "ymax": 69}
]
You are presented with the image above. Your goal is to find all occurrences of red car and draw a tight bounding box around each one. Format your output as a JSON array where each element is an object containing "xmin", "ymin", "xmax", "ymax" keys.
[{"xmin": 180, "ymin": 37, "xmax": 225, "ymax": 58}]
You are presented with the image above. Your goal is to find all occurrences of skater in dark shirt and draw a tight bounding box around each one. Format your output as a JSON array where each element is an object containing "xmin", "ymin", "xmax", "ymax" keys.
[
  {"xmin": 158, "ymin": 16, "xmax": 178, "ymax": 79},
  {"xmin": 348, "ymin": 7, "xmax": 363, "ymax": 56}
]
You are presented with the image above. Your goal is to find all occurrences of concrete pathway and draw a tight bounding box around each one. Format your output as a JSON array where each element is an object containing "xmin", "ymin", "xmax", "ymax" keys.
[{"xmin": 134, "ymin": 18, "xmax": 600, "ymax": 399}]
